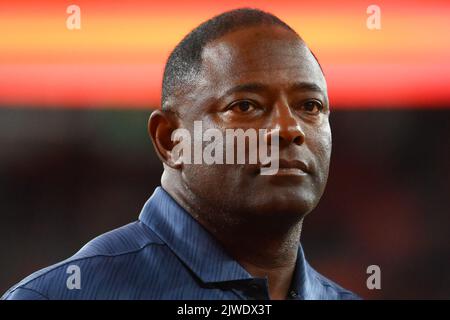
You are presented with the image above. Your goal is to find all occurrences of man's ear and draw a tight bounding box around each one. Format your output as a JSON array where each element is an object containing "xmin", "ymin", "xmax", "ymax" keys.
[{"xmin": 148, "ymin": 109, "xmax": 182, "ymax": 169}]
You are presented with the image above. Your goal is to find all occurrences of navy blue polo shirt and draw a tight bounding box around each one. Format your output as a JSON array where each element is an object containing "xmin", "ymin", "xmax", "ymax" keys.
[{"xmin": 2, "ymin": 187, "xmax": 359, "ymax": 300}]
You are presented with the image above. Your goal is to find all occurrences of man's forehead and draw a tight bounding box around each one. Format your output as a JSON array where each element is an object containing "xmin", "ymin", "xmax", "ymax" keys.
[{"xmin": 200, "ymin": 26, "xmax": 326, "ymax": 91}]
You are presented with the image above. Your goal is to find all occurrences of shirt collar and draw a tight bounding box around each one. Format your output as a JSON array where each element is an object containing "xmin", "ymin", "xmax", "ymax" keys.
[
  {"xmin": 290, "ymin": 244, "xmax": 322, "ymax": 299},
  {"xmin": 138, "ymin": 186, "xmax": 319, "ymax": 297},
  {"xmin": 139, "ymin": 186, "xmax": 251, "ymax": 284}
]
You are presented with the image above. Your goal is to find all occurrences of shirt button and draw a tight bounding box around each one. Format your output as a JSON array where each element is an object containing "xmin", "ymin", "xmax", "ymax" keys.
[
  {"xmin": 289, "ymin": 290, "xmax": 298, "ymax": 298},
  {"xmin": 250, "ymin": 284, "xmax": 261, "ymax": 290}
]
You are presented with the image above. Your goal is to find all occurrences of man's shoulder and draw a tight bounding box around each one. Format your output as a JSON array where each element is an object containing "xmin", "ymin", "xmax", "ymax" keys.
[
  {"xmin": 73, "ymin": 220, "xmax": 165, "ymax": 258},
  {"xmin": 2, "ymin": 221, "xmax": 168, "ymax": 300},
  {"xmin": 304, "ymin": 261, "xmax": 361, "ymax": 300}
]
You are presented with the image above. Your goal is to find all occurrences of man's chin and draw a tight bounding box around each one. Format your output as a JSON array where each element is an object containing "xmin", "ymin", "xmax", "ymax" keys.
[{"xmin": 244, "ymin": 192, "xmax": 317, "ymax": 219}]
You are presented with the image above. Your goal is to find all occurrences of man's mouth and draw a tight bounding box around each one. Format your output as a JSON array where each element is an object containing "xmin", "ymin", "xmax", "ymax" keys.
[{"xmin": 260, "ymin": 159, "xmax": 310, "ymax": 176}]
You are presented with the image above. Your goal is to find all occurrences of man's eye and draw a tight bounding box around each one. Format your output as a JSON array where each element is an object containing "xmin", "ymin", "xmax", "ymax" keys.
[
  {"xmin": 301, "ymin": 100, "xmax": 323, "ymax": 114},
  {"xmin": 229, "ymin": 100, "xmax": 256, "ymax": 113}
]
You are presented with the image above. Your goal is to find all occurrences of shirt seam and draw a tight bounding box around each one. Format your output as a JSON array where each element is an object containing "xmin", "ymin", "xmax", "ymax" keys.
[
  {"xmin": 5, "ymin": 286, "xmax": 50, "ymax": 300},
  {"xmin": 5, "ymin": 241, "xmax": 166, "ymax": 298}
]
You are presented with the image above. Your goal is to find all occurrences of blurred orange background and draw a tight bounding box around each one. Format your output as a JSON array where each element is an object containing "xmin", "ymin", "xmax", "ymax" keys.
[{"xmin": 1, "ymin": 0, "xmax": 450, "ymax": 108}]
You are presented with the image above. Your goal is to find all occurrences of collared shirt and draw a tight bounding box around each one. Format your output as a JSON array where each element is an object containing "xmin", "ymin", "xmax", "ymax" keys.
[{"xmin": 2, "ymin": 187, "xmax": 359, "ymax": 300}]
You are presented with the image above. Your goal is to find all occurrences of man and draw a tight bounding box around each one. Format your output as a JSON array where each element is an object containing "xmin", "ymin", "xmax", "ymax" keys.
[{"xmin": 2, "ymin": 8, "xmax": 359, "ymax": 300}]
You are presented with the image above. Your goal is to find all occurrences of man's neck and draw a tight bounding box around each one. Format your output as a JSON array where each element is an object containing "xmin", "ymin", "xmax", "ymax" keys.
[
  {"xmin": 162, "ymin": 178, "xmax": 303, "ymax": 300},
  {"xmin": 212, "ymin": 222, "xmax": 302, "ymax": 300}
]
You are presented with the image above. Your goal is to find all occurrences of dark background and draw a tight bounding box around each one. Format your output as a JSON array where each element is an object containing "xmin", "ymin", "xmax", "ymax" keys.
[{"xmin": 1, "ymin": 107, "xmax": 449, "ymax": 299}]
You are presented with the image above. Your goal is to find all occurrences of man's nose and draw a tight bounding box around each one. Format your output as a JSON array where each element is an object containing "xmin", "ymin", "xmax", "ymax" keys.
[{"xmin": 265, "ymin": 100, "xmax": 305, "ymax": 147}]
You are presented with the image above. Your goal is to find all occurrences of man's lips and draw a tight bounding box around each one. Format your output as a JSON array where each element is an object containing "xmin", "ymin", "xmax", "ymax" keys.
[{"xmin": 260, "ymin": 159, "xmax": 310, "ymax": 176}]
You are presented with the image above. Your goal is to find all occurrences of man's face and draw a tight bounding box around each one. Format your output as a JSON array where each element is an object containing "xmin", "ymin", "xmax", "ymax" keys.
[{"xmin": 175, "ymin": 25, "xmax": 331, "ymax": 221}]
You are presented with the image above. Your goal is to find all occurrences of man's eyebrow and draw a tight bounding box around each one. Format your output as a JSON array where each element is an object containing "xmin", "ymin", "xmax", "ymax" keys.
[
  {"xmin": 221, "ymin": 81, "xmax": 325, "ymax": 98},
  {"xmin": 289, "ymin": 81, "xmax": 324, "ymax": 93},
  {"xmin": 222, "ymin": 83, "xmax": 268, "ymax": 97}
]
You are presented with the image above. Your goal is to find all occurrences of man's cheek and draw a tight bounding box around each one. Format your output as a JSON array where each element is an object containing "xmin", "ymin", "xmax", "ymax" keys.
[{"xmin": 315, "ymin": 126, "xmax": 332, "ymax": 162}]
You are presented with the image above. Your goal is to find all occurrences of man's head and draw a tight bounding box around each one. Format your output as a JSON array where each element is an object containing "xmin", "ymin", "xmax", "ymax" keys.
[{"xmin": 149, "ymin": 8, "xmax": 331, "ymax": 228}]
